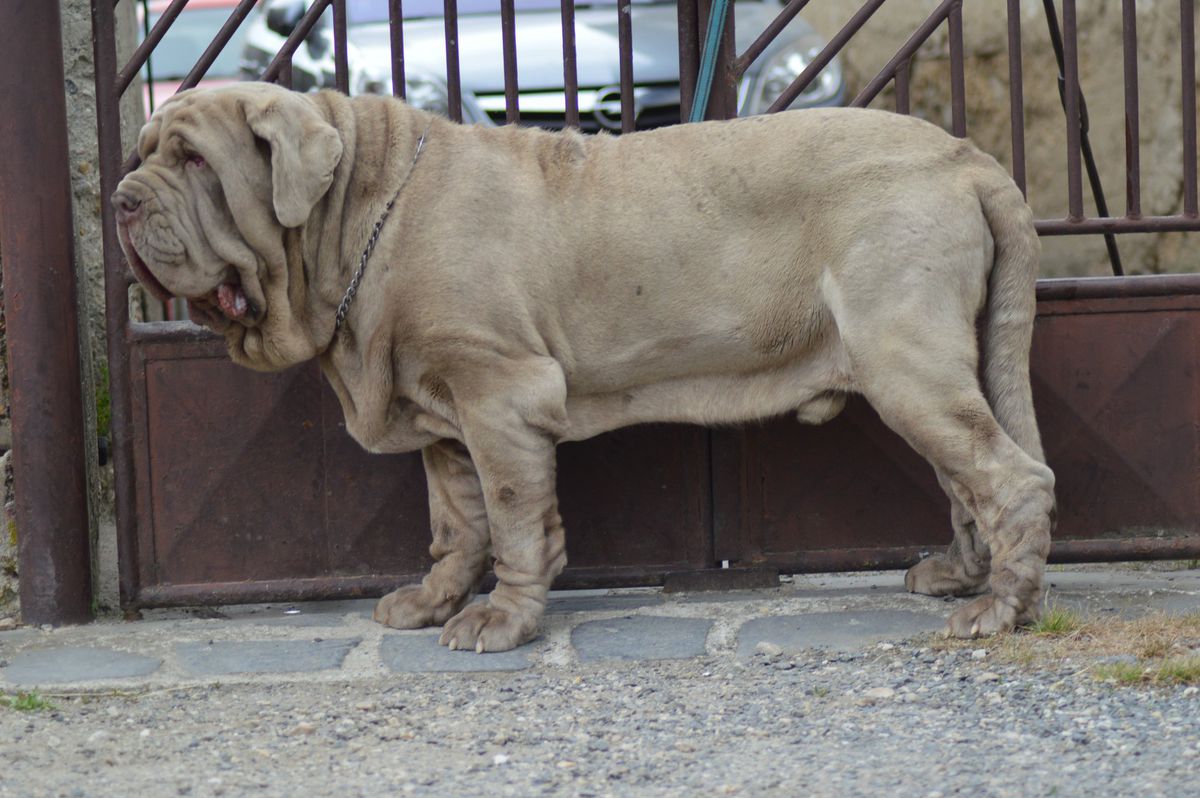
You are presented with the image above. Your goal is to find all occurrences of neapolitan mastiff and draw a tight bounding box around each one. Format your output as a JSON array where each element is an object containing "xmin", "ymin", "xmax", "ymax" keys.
[{"xmin": 114, "ymin": 83, "xmax": 1056, "ymax": 652}]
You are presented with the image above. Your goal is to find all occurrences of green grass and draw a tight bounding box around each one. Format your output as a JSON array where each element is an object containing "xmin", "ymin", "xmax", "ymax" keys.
[
  {"xmin": 0, "ymin": 692, "xmax": 55, "ymax": 712},
  {"xmin": 1026, "ymin": 605, "xmax": 1083, "ymax": 636},
  {"xmin": 1094, "ymin": 657, "xmax": 1200, "ymax": 686}
]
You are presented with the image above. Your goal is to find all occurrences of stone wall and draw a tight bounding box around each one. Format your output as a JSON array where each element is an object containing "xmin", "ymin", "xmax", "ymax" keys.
[{"xmin": 804, "ymin": 0, "xmax": 1200, "ymax": 277}]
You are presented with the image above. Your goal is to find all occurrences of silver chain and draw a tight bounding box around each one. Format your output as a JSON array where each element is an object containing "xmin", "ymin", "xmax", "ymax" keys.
[{"xmin": 334, "ymin": 123, "xmax": 430, "ymax": 333}]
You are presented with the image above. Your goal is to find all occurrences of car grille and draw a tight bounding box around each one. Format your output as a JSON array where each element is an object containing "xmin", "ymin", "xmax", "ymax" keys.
[{"xmin": 476, "ymin": 84, "xmax": 682, "ymax": 134}]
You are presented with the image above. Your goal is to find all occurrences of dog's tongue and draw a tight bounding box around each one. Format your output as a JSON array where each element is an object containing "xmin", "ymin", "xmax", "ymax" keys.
[{"xmin": 217, "ymin": 283, "xmax": 248, "ymax": 320}]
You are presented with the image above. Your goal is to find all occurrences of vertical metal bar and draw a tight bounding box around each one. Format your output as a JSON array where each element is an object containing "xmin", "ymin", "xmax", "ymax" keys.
[
  {"xmin": 711, "ymin": 0, "xmax": 737, "ymax": 119},
  {"xmin": 333, "ymin": 0, "xmax": 350, "ymax": 94},
  {"xmin": 948, "ymin": 0, "xmax": 966, "ymax": 137},
  {"xmin": 561, "ymin": 0, "xmax": 579, "ymax": 127},
  {"xmin": 501, "ymin": 0, "xmax": 520, "ymax": 123},
  {"xmin": 389, "ymin": 0, "xmax": 407, "ymax": 99},
  {"xmin": 92, "ymin": 0, "xmax": 141, "ymax": 612},
  {"xmin": 894, "ymin": 58, "xmax": 910, "ymax": 115},
  {"xmin": 444, "ymin": 0, "xmax": 462, "ymax": 122},
  {"xmin": 1007, "ymin": 0, "xmax": 1027, "ymax": 196},
  {"xmin": 677, "ymin": 0, "xmax": 700, "ymax": 123},
  {"xmin": 1061, "ymin": 0, "xmax": 1084, "ymax": 220},
  {"xmin": 618, "ymin": 0, "xmax": 635, "ymax": 132},
  {"xmin": 1122, "ymin": 0, "xmax": 1141, "ymax": 217},
  {"xmin": 0, "ymin": 0, "xmax": 93, "ymax": 624},
  {"xmin": 1183, "ymin": 0, "xmax": 1198, "ymax": 215}
]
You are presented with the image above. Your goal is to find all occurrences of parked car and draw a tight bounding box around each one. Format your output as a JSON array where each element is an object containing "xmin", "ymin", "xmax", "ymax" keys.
[
  {"xmin": 240, "ymin": 0, "xmax": 845, "ymax": 131},
  {"xmin": 138, "ymin": 0, "xmax": 252, "ymax": 114}
]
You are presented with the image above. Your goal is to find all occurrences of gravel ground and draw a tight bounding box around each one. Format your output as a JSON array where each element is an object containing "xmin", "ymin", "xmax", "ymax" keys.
[{"xmin": 3, "ymin": 643, "xmax": 1198, "ymax": 798}]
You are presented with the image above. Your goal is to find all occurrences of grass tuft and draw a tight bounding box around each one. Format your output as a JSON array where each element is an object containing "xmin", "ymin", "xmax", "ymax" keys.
[
  {"xmin": 0, "ymin": 691, "xmax": 55, "ymax": 712},
  {"xmin": 1027, "ymin": 605, "xmax": 1083, "ymax": 636}
]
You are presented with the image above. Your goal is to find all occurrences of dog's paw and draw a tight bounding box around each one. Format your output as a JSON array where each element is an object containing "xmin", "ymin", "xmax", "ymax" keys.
[
  {"xmin": 439, "ymin": 603, "xmax": 537, "ymax": 653},
  {"xmin": 374, "ymin": 585, "xmax": 461, "ymax": 629},
  {"xmin": 905, "ymin": 555, "xmax": 987, "ymax": 597},
  {"xmin": 944, "ymin": 593, "xmax": 1019, "ymax": 638}
]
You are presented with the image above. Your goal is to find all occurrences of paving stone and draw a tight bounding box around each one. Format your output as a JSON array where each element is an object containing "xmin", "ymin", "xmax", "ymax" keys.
[
  {"xmin": 736, "ymin": 610, "xmax": 945, "ymax": 657},
  {"xmin": 546, "ymin": 593, "xmax": 664, "ymax": 614},
  {"xmin": 572, "ymin": 616, "xmax": 712, "ymax": 662},
  {"xmin": 176, "ymin": 637, "xmax": 361, "ymax": 676},
  {"xmin": 3, "ymin": 646, "xmax": 162, "ymax": 685},
  {"xmin": 381, "ymin": 634, "xmax": 534, "ymax": 672}
]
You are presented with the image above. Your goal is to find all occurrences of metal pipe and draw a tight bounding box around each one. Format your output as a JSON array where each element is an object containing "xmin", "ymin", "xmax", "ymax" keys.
[
  {"xmin": 1007, "ymin": 0, "xmax": 1027, "ymax": 196},
  {"xmin": 561, "ymin": 0, "xmax": 579, "ymax": 127},
  {"xmin": 948, "ymin": 0, "xmax": 966, "ymax": 137},
  {"xmin": 444, "ymin": 0, "xmax": 463, "ymax": 122},
  {"xmin": 677, "ymin": 0, "xmax": 699, "ymax": 122},
  {"xmin": 501, "ymin": 0, "xmax": 520, "ymax": 123},
  {"xmin": 116, "ymin": 0, "xmax": 189, "ymax": 95},
  {"xmin": 262, "ymin": 0, "xmax": 334, "ymax": 83},
  {"xmin": 1043, "ymin": 0, "xmax": 1123, "ymax": 273},
  {"xmin": 333, "ymin": 0, "xmax": 350, "ymax": 94},
  {"xmin": 0, "ymin": 0, "xmax": 93, "ymax": 624},
  {"xmin": 1182, "ymin": 0, "xmax": 1198, "ymax": 215},
  {"xmin": 851, "ymin": 0, "xmax": 954, "ymax": 108},
  {"xmin": 92, "ymin": 0, "xmax": 142, "ymax": 611},
  {"xmin": 1058, "ymin": 0, "xmax": 1084, "ymax": 220},
  {"xmin": 894, "ymin": 58, "xmax": 910, "ymax": 115},
  {"xmin": 389, "ymin": 0, "xmax": 407, "ymax": 99},
  {"xmin": 175, "ymin": 0, "xmax": 259, "ymax": 93},
  {"xmin": 734, "ymin": 0, "xmax": 812, "ymax": 77},
  {"xmin": 1122, "ymin": 0, "xmax": 1141, "ymax": 218},
  {"xmin": 618, "ymin": 0, "xmax": 635, "ymax": 131},
  {"xmin": 1036, "ymin": 215, "xmax": 1200, "ymax": 235},
  {"xmin": 773, "ymin": 0, "xmax": 887, "ymax": 113}
]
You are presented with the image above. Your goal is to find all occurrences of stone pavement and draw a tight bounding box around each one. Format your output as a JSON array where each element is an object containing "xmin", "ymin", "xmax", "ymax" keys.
[{"xmin": 2, "ymin": 568, "xmax": 1199, "ymax": 691}]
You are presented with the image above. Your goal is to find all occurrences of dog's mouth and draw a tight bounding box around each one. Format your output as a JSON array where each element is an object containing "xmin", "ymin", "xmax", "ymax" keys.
[
  {"xmin": 117, "ymin": 220, "xmax": 261, "ymax": 329},
  {"xmin": 117, "ymin": 220, "xmax": 173, "ymax": 304}
]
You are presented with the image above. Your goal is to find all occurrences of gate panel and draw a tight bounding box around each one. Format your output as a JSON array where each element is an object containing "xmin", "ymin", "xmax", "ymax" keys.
[
  {"xmin": 712, "ymin": 278, "xmax": 1200, "ymax": 571},
  {"xmin": 82, "ymin": 1, "xmax": 1200, "ymax": 611},
  {"xmin": 127, "ymin": 330, "xmax": 712, "ymax": 606}
]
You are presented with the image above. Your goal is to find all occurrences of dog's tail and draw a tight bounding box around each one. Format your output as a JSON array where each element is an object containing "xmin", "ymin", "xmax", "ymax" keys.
[{"xmin": 976, "ymin": 170, "xmax": 1046, "ymax": 464}]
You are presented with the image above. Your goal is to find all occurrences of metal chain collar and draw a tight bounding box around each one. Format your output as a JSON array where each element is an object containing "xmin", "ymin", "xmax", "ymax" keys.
[{"xmin": 333, "ymin": 123, "xmax": 431, "ymax": 333}]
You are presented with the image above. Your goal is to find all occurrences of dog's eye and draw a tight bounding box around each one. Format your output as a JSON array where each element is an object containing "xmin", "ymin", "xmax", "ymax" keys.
[{"xmin": 186, "ymin": 153, "xmax": 206, "ymax": 168}]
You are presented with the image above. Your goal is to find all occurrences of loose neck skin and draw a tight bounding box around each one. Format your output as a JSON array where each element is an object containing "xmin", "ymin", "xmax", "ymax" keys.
[{"xmin": 232, "ymin": 91, "xmax": 437, "ymax": 370}]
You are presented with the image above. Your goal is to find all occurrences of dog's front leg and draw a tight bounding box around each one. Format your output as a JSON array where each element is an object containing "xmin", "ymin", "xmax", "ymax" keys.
[
  {"xmin": 437, "ymin": 379, "xmax": 568, "ymax": 653},
  {"xmin": 374, "ymin": 440, "xmax": 491, "ymax": 629}
]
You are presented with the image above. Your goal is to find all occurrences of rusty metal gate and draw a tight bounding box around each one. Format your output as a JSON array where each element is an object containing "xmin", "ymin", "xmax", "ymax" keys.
[{"xmin": 4, "ymin": 0, "xmax": 1199, "ymax": 620}]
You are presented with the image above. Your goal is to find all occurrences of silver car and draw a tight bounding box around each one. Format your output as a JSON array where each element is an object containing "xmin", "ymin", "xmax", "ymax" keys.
[{"xmin": 241, "ymin": 0, "xmax": 845, "ymax": 131}]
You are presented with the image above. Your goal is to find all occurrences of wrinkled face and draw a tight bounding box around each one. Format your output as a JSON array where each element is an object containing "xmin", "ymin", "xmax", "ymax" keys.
[{"xmin": 112, "ymin": 83, "xmax": 342, "ymax": 369}]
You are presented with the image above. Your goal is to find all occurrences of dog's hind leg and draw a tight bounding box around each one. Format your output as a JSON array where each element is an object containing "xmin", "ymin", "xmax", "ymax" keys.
[
  {"xmin": 374, "ymin": 440, "xmax": 492, "ymax": 629},
  {"xmin": 905, "ymin": 468, "xmax": 991, "ymax": 597},
  {"xmin": 836, "ymin": 298, "xmax": 1054, "ymax": 637}
]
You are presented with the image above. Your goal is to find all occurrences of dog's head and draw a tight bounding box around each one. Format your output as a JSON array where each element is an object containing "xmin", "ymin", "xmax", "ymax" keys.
[{"xmin": 113, "ymin": 83, "xmax": 343, "ymax": 369}]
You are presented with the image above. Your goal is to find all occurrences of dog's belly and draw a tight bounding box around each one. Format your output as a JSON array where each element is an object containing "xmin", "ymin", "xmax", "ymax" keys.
[{"xmin": 560, "ymin": 344, "xmax": 852, "ymax": 441}]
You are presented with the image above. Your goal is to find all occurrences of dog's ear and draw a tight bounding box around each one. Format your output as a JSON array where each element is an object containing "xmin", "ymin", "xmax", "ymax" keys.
[{"xmin": 243, "ymin": 91, "xmax": 343, "ymax": 228}]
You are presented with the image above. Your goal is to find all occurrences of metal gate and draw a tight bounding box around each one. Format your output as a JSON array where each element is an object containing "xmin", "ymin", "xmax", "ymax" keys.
[{"xmin": 10, "ymin": 0, "xmax": 1200, "ymax": 618}]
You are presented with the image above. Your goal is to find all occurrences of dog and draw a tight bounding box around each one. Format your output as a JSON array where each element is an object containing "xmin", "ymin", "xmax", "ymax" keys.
[{"xmin": 114, "ymin": 82, "xmax": 1055, "ymax": 652}]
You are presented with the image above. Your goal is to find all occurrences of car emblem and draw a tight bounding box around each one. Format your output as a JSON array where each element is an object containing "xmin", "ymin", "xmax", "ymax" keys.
[{"xmin": 592, "ymin": 86, "xmax": 638, "ymax": 131}]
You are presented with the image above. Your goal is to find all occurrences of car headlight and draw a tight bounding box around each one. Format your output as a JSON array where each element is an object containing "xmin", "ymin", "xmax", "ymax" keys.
[{"xmin": 739, "ymin": 34, "xmax": 844, "ymax": 116}]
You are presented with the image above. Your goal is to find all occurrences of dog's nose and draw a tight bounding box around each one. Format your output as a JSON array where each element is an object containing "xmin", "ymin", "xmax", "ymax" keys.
[{"xmin": 112, "ymin": 190, "xmax": 142, "ymax": 221}]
